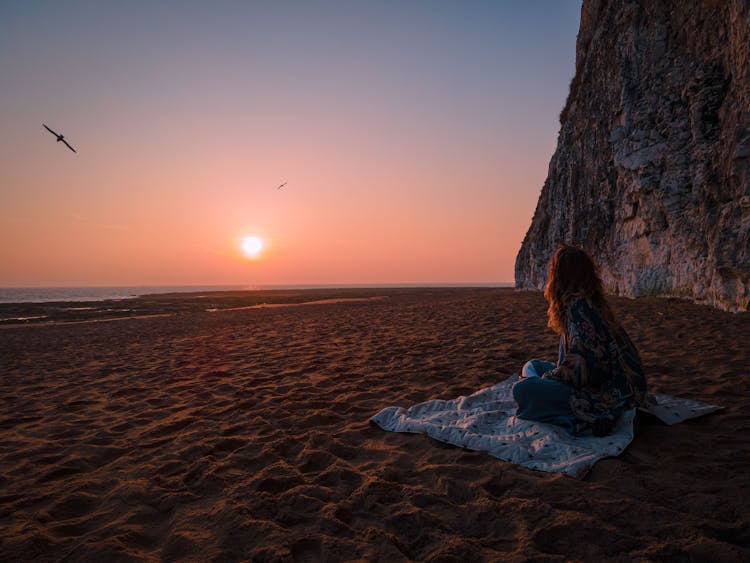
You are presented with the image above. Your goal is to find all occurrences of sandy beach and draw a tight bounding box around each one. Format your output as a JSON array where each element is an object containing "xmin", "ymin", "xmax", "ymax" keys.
[{"xmin": 1, "ymin": 288, "xmax": 748, "ymax": 561}]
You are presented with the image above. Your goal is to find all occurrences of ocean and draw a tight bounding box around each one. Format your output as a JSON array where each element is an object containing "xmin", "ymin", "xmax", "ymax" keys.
[
  {"xmin": 0, "ymin": 283, "xmax": 511, "ymax": 304},
  {"xmin": 0, "ymin": 286, "xmax": 248, "ymax": 304}
]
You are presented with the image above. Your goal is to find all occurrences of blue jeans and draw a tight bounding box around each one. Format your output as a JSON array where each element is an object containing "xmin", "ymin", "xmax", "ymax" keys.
[{"xmin": 512, "ymin": 358, "xmax": 577, "ymax": 433}]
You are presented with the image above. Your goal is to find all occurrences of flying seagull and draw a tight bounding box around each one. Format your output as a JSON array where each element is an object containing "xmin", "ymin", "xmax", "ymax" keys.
[
  {"xmin": 43, "ymin": 124, "xmax": 77, "ymax": 153},
  {"xmin": 277, "ymin": 181, "xmax": 287, "ymax": 190}
]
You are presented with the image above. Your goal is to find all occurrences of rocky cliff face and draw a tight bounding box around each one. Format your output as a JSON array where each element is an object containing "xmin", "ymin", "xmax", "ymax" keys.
[{"xmin": 515, "ymin": 0, "xmax": 750, "ymax": 312}]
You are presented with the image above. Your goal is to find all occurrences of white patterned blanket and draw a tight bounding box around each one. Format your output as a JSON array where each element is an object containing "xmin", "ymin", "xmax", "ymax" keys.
[{"xmin": 370, "ymin": 375, "xmax": 722, "ymax": 478}]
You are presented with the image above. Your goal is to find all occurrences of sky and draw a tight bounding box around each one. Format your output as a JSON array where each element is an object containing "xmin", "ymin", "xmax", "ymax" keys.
[{"xmin": 0, "ymin": 0, "xmax": 581, "ymax": 287}]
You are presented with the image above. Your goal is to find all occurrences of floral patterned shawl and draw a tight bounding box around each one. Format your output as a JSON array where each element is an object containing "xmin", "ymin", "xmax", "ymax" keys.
[{"xmin": 543, "ymin": 297, "xmax": 648, "ymax": 425}]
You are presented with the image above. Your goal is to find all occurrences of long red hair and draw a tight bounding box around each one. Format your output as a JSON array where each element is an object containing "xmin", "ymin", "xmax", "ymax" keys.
[{"xmin": 544, "ymin": 243, "xmax": 616, "ymax": 333}]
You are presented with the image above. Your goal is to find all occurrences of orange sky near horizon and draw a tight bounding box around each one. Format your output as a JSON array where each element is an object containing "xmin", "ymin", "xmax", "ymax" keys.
[{"xmin": 0, "ymin": 1, "xmax": 581, "ymax": 287}]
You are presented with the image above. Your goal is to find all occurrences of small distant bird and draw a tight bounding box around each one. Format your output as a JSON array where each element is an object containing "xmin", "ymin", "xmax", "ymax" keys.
[
  {"xmin": 43, "ymin": 124, "xmax": 77, "ymax": 153},
  {"xmin": 277, "ymin": 181, "xmax": 287, "ymax": 190}
]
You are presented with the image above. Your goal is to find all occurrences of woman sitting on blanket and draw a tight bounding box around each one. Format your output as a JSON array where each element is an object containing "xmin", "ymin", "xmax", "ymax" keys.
[{"xmin": 513, "ymin": 243, "xmax": 648, "ymax": 437}]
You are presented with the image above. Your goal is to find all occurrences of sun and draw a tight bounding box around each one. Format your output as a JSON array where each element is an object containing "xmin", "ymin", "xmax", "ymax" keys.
[{"xmin": 240, "ymin": 236, "xmax": 265, "ymax": 259}]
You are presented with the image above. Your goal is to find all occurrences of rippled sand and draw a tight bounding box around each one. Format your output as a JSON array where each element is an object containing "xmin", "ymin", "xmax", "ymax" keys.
[{"xmin": 1, "ymin": 288, "xmax": 748, "ymax": 561}]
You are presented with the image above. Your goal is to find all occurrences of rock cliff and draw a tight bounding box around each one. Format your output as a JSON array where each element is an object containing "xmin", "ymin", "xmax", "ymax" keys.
[{"xmin": 515, "ymin": 0, "xmax": 750, "ymax": 312}]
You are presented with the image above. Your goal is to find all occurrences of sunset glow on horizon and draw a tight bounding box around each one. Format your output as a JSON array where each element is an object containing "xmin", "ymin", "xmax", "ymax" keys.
[{"xmin": 0, "ymin": 1, "xmax": 582, "ymax": 288}]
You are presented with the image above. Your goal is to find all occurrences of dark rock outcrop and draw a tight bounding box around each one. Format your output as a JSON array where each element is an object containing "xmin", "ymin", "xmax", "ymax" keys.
[{"xmin": 515, "ymin": 0, "xmax": 750, "ymax": 312}]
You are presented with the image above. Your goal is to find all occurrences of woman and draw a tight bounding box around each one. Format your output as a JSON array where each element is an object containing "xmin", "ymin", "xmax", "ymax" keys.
[{"xmin": 512, "ymin": 243, "xmax": 648, "ymax": 436}]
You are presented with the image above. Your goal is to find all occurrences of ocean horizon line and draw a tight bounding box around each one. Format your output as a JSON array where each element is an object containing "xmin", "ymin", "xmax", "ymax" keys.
[{"xmin": 0, "ymin": 283, "xmax": 515, "ymax": 305}]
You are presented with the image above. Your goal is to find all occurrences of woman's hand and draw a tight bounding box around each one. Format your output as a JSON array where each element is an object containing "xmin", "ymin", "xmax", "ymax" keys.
[{"xmin": 543, "ymin": 352, "xmax": 586, "ymax": 387}]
